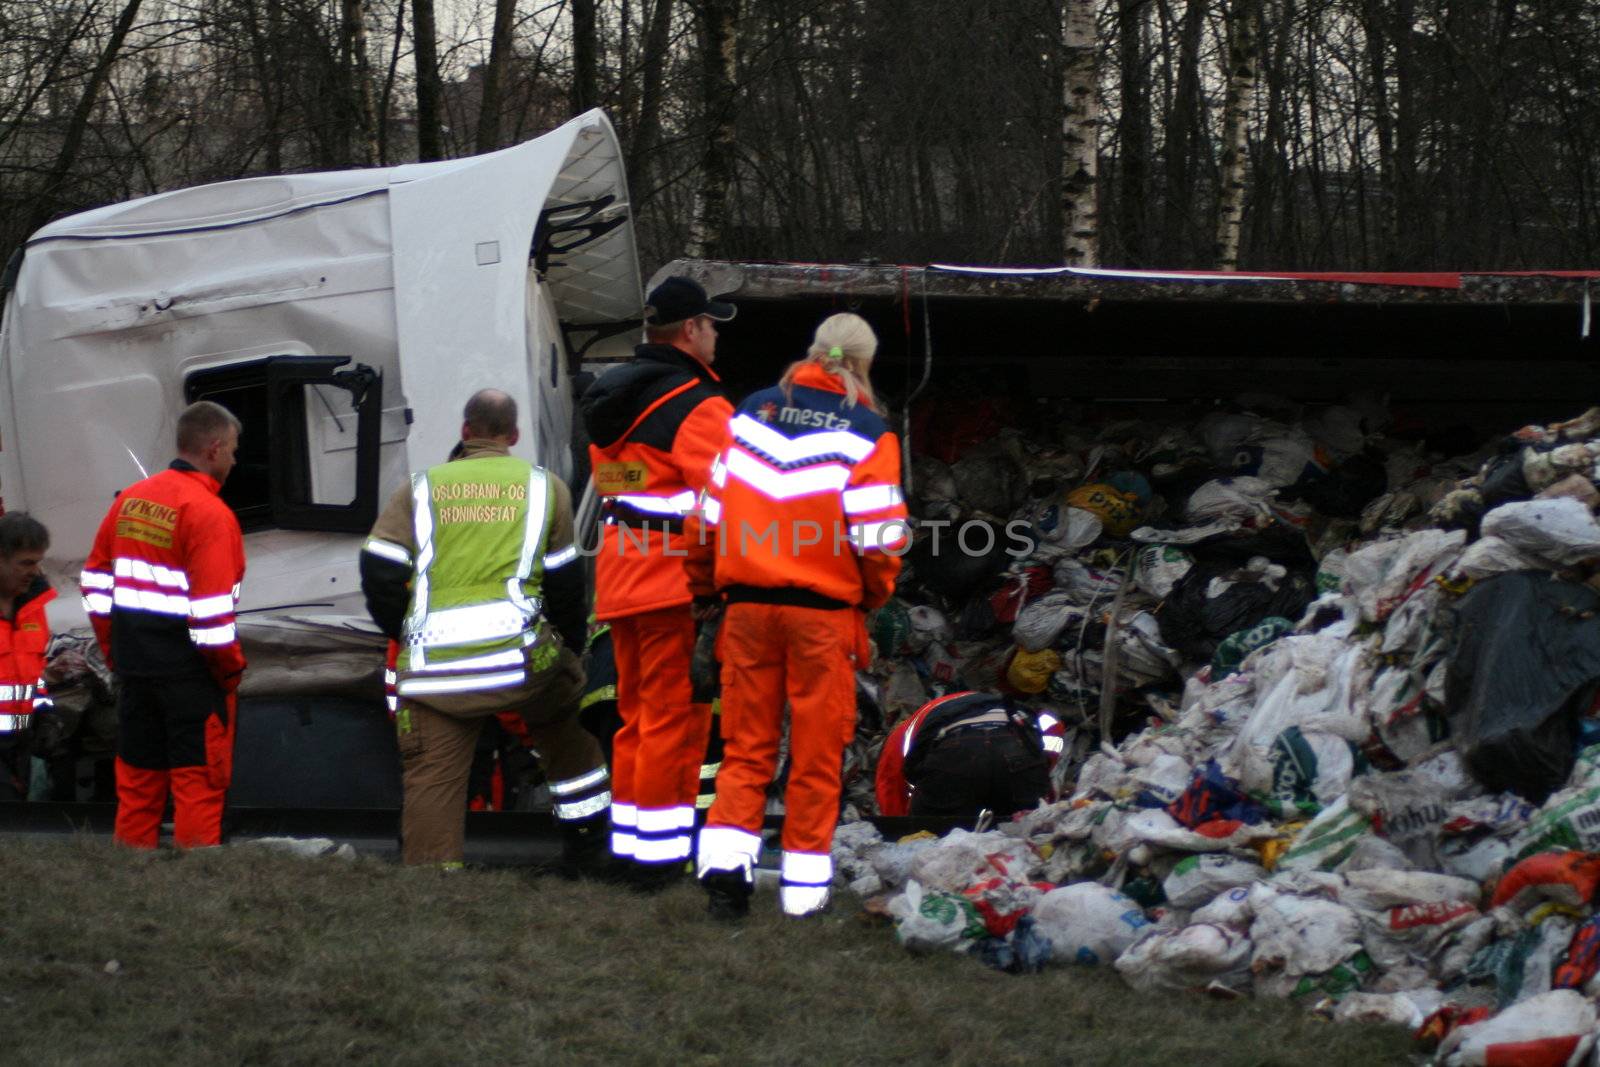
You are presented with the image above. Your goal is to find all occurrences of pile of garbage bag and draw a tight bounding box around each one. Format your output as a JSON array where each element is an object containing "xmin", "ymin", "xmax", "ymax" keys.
[{"xmin": 838, "ymin": 398, "xmax": 1600, "ymax": 1058}]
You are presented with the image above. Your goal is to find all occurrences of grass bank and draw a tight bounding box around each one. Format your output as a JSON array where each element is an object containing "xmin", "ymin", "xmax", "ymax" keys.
[{"xmin": 0, "ymin": 838, "xmax": 1413, "ymax": 1065}]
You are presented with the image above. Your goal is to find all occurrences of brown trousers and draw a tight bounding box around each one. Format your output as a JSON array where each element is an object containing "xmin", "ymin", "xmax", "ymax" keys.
[{"xmin": 395, "ymin": 643, "xmax": 600, "ymax": 865}]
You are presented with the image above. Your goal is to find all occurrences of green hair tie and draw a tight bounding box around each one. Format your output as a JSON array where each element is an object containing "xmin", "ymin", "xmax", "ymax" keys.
[{"xmin": 826, "ymin": 345, "xmax": 845, "ymax": 361}]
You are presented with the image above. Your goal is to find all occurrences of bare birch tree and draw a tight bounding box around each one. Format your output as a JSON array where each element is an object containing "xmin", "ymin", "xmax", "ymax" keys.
[
  {"xmin": 1060, "ymin": 0, "xmax": 1099, "ymax": 267},
  {"xmin": 1213, "ymin": 0, "xmax": 1260, "ymax": 270},
  {"xmin": 341, "ymin": 0, "xmax": 380, "ymax": 164}
]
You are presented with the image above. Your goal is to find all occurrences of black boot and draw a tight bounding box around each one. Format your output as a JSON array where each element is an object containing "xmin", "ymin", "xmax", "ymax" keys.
[
  {"xmin": 702, "ymin": 868, "xmax": 752, "ymax": 921},
  {"xmin": 558, "ymin": 817, "xmax": 626, "ymax": 882},
  {"xmin": 625, "ymin": 860, "xmax": 687, "ymax": 894}
]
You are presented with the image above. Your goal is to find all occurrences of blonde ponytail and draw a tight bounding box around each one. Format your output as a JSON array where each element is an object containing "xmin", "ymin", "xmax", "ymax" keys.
[{"xmin": 779, "ymin": 312, "xmax": 881, "ymax": 412}]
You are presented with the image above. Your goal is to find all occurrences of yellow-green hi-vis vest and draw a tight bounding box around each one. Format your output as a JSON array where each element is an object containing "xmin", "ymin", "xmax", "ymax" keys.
[{"xmin": 397, "ymin": 456, "xmax": 554, "ymax": 696}]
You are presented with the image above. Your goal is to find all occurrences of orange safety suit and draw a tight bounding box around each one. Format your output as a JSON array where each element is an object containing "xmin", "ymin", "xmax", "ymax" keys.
[
  {"xmin": 0, "ymin": 580, "xmax": 54, "ymax": 799},
  {"xmin": 581, "ymin": 343, "xmax": 731, "ymax": 866},
  {"xmin": 687, "ymin": 362, "xmax": 908, "ymax": 915},
  {"xmin": 82, "ymin": 461, "xmax": 247, "ymax": 848}
]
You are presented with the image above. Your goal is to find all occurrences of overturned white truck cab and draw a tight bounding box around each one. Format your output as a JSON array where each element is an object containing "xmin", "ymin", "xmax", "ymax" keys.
[{"xmin": 0, "ymin": 110, "xmax": 641, "ymax": 809}]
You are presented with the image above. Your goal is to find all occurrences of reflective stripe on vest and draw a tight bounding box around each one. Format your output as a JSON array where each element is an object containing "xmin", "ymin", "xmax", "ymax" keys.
[
  {"xmin": 0, "ymin": 713, "xmax": 29, "ymax": 731},
  {"xmin": 400, "ymin": 461, "xmax": 551, "ymax": 679}
]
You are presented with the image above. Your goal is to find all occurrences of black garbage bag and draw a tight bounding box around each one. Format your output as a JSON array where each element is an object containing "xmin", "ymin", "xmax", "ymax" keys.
[
  {"xmin": 1186, "ymin": 522, "xmax": 1316, "ymax": 566},
  {"xmin": 1445, "ymin": 571, "xmax": 1600, "ymax": 803},
  {"xmin": 1479, "ymin": 449, "xmax": 1532, "ymax": 508},
  {"xmin": 1157, "ymin": 558, "xmax": 1316, "ymax": 662},
  {"xmin": 907, "ymin": 519, "xmax": 1013, "ymax": 601},
  {"xmin": 1288, "ymin": 451, "xmax": 1388, "ymax": 518},
  {"xmin": 855, "ymin": 674, "xmax": 885, "ymax": 735}
]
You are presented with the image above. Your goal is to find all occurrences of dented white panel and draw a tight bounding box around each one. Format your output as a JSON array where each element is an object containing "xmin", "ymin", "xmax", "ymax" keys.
[{"xmin": 3, "ymin": 109, "xmax": 641, "ymax": 633}]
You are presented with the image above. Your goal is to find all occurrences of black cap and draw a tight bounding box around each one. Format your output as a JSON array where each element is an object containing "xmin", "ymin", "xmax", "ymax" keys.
[{"xmin": 644, "ymin": 275, "xmax": 737, "ymax": 326}]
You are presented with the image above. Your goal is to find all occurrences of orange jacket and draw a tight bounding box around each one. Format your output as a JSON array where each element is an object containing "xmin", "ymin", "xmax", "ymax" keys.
[
  {"xmin": 686, "ymin": 363, "xmax": 907, "ymax": 610},
  {"xmin": 82, "ymin": 463, "xmax": 247, "ymax": 689},
  {"xmin": 0, "ymin": 580, "xmax": 54, "ymax": 731},
  {"xmin": 582, "ymin": 344, "xmax": 732, "ymax": 620}
]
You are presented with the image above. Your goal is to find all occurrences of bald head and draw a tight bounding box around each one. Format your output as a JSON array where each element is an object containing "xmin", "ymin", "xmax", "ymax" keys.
[{"xmin": 462, "ymin": 389, "xmax": 519, "ymax": 442}]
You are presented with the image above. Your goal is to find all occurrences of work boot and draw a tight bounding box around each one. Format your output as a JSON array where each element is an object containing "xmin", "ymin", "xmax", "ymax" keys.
[
  {"xmin": 703, "ymin": 869, "xmax": 752, "ymax": 921},
  {"xmin": 625, "ymin": 860, "xmax": 686, "ymax": 894},
  {"xmin": 558, "ymin": 818, "xmax": 628, "ymax": 882}
]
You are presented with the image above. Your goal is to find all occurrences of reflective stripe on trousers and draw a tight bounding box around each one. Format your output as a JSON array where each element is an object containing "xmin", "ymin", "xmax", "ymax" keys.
[
  {"xmin": 632, "ymin": 804, "xmax": 694, "ymax": 863},
  {"xmin": 779, "ymin": 851, "xmax": 833, "ymax": 916},
  {"xmin": 697, "ymin": 824, "xmax": 760, "ymax": 882},
  {"xmin": 610, "ymin": 801, "xmax": 638, "ymax": 857},
  {"xmin": 550, "ymin": 767, "xmax": 612, "ymax": 822}
]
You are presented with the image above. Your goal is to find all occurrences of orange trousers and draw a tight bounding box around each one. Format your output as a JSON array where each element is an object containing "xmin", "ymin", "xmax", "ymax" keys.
[
  {"xmin": 702, "ymin": 603, "xmax": 861, "ymax": 862},
  {"xmin": 114, "ymin": 678, "xmax": 236, "ymax": 849},
  {"xmin": 609, "ymin": 607, "xmax": 711, "ymax": 864}
]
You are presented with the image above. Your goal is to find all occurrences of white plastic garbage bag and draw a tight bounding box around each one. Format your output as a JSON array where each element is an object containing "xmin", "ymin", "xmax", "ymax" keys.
[
  {"xmin": 1163, "ymin": 854, "xmax": 1268, "ymax": 909},
  {"xmin": 1130, "ymin": 753, "xmax": 1192, "ymax": 806},
  {"xmin": 1342, "ymin": 868, "xmax": 1482, "ymax": 910},
  {"xmin": 906, "ymin": 829, "xmax": 1027, "ymax": 892},
  {"xmin": 1333, "ymin": 989, "xmax": 1445, "ymax": 1030},
  {"xmin": 1345, "ymin": 754, "xmax": 1484, "ymax": 867},
  {"xmin": 1123, "ymin": 808, "xmax": 1276, "ymax": 852},
  {"xmin": 1480, "ymin": 497, "xmax": 1600, "ymax": 567},
  {"xmin": 241, "ymin": 836, "xmax": 356, "ymax": 860},
  {"xmin": 1135, "ymin": 545, "xmax": 1195, "ymax": 599},
  {"xmin": 1185, "ymin": 477, "xmax": 1277, "ymax": 524},
  {"xmin": 1192, "ymin": 885, "xmax": 1255, "ymax": 928},
  {"xmin": 1276, "ymin": 796, "xmax": 1373, "ymax": 872},
  {"xmin": 1341, "ymin": 528, "xmax": 1466, "ymax": 623},
  {"xmin": 891, "ymin": 881, "xmax": 989, "ymax": 954},
  {"xmin": 1031, "ymin": 883, "xmax": 1151, "ymax": 966},
  {"xmin": 1453, "ymin": 536, "xmax": 1549, "ymax": 580},
  {"xmin": 1437, "ymin": 989, "xmax": 1597, "ymax": 1067},
  {"xmin": 1013, "ymin": 592, "xmax": 1079, "ymax": 652},
  {"xmin": 1248, "ymin": 888, "xmax": 1363, "ymax": 976},
  {"xmin": 1113, "ymin": 923, "xmax": 1254, "ymax": 992},
  {"xmin": 904, "ymin": 605, "xmax": 953, "ymax": 651},
  {"xmin": 1228, "ymin": 637, "xmax": 1369, "ymax": 792},
  {"xmin": 1359, "ymin": 899, "xmax": 1481, "ymax": 972}
]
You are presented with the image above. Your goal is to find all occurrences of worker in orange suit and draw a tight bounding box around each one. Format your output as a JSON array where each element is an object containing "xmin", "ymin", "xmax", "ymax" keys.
[
  {"xmin": 580, "ymin": 276, "xmax": 735, "ymax": 890},
  {"xmin": 81, "ymin": 401, "xmax": 247, "ymax": 848},
  {"xmin": 687, "ymin": 312, "xmax": 909, "ymax": 919},
  {"xmin": 0, "ymin": 513, "xmax": 56, "ymax": 801}
]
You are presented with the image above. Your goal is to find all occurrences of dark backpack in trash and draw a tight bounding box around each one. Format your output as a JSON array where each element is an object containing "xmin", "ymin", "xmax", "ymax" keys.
[{"xmin": 1445, "ymin": 571, "xmax": 1600, "ymax": 803}]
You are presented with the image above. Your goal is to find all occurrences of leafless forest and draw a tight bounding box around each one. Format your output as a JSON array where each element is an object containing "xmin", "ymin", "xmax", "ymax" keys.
[{"xmin": 3, "ymin": 0, "xmax": 1598, "ymax": 274}]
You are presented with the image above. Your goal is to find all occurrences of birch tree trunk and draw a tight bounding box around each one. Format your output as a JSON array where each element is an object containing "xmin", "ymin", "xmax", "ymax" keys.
[
  {"xmin": 412, "ymin": 0, "xmax": 444, "ymax": 161},
  {"xmin": 1213, "ymin": 0, "xmax": 1261, "ymax": 270},
  {"xmin": 1361, "ymin": 0, "xmax": 1395, "ymax": 261},
  {"xmin": 686, "ymin": 0, "xmax": 738, "ymax": 259},
  {"xmin": 1060, "ymin": 0, "xmax": 1099, "ymax": 267}
]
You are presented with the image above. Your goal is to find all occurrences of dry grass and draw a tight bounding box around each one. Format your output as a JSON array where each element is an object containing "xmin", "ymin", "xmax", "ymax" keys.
[{"xmin": 0, "ymin": 838, "xmax": 1416, "ymax": 1066}]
